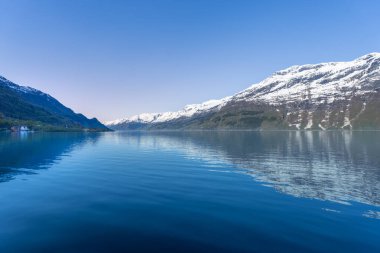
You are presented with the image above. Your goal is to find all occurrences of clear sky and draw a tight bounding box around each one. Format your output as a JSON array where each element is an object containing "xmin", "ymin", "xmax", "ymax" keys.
[{"xmin": 1, "ymin": 0, "xmax": 380, "ymax": 121}]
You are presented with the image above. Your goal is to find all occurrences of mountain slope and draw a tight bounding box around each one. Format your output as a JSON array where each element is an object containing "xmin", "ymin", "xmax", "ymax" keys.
[
  {"xmin": 107, "ymin": 53, "xmax": 380, "ymax": 130},
  {"xmin": 0, "ymin": 75, "xmax": 109, "ymax": 131}
]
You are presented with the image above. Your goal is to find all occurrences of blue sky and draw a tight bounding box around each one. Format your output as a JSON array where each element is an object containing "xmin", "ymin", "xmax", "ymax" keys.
[{"xmin": 1, "ymin": 0, "xmax": 380, "ymax": 121}]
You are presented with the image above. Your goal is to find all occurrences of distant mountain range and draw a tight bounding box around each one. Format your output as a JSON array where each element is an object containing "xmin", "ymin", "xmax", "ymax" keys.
[
  {"xmin": 107, "ymin": 53, "xmax": 380, "ymax": 130},
  {"xmin": 0, "ymin": 75, "xmax": 109, "ymax": 131}
]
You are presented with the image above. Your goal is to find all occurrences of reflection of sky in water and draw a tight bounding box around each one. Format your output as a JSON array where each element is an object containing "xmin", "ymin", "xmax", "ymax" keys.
[
  {"xmin": 1, "ymin": 131, "xmax": 380, "ymax": 217},
  {"xmin": 113, "ymin": 131, "xmax": 380, "ymax": 209},
  {"xmin": 1, "ymin": 131, "xmax": 379, "ymax": 253}
]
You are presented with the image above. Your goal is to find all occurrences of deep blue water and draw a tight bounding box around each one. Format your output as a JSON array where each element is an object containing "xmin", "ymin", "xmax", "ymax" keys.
[{"xmin": 0, "ymin": 131, "xmax": 379, "ymax": 253}]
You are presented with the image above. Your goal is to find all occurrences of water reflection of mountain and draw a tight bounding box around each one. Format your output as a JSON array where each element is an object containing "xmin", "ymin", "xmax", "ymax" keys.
[
  {"xmin": 0, "ymin": 132, "xmax": 100, "ymax": 183},
  {"xmin": 117, "ymin": 131, "xmax": 380, "ymax": 207}
]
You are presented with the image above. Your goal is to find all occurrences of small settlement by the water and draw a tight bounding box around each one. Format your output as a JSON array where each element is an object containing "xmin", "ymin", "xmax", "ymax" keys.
[{"xmin": 10, "ymin": 126, "xmax": 30, "ymax": 132}]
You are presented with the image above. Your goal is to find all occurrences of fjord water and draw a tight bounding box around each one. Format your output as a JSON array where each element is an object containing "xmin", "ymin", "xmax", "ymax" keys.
[{"xmin": 0, "ymin": 131, "xmax": 379, "ymax": 253}]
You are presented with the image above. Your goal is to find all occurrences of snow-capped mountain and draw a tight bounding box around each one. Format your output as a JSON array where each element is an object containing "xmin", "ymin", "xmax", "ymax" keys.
[
  {"xmin": 234, "ymin": 53, "xmax": 379, "ymax": 105},
  {"xmin": 107, "ymin": 53, "xmax": 380, "ymax": 130},
  {"xmin": 106, "ymin": 97, "xmax": 231, "ymax": 126}
]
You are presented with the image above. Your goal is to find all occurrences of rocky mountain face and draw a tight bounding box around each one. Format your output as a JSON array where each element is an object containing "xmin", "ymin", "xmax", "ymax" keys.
[
  {"xmin": 107, "ymin": 53, "xmax": 380, "ymax": 130},
  {"xmin": 0, "ymin": 75, "xmax": 109, "ymax": 131}
]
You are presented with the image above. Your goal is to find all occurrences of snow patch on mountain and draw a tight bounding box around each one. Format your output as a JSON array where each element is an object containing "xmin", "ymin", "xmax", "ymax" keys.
[{"xmin": 0, "ymin": 75, "xmax": 46, "ymax": 95}]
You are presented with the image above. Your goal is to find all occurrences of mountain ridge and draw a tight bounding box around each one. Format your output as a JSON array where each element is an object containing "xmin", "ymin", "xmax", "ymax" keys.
[
  {"xmin": 0, "ymin": 75, "xmax": 109, "ymax": 131},
  {"xmin": 107, "ymin": 53, "xmax": 380, "ymax": 130}
]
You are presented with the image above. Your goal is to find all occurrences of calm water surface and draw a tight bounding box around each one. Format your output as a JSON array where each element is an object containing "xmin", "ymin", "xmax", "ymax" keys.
[{"xmin": 0, "ymin": 131, "xmax": 379, "ymax": 252}]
